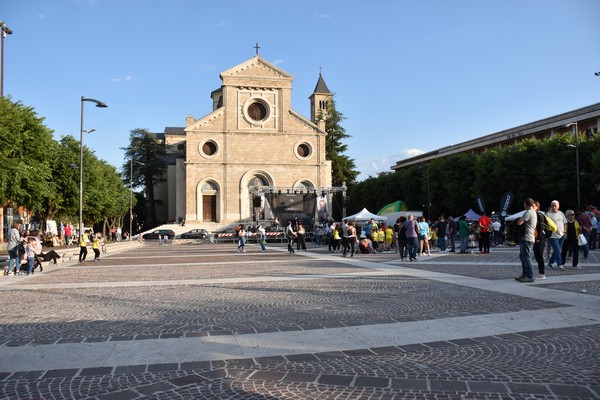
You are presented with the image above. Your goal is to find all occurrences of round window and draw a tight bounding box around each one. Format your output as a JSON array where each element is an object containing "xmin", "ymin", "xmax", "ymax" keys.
[
  {"xmin": 297, "ymin": 144, "xmax": 310, "ymax": 157},
  {"xmin": 200, "ymin": 140, "xmax": 218, "ymax": 158},
  {"xmin": 247, "ymin": 101, "xmax": 267, "ymax": 122},
  {"xmin": 295, "ymin": 142, "xmax": 313, "ymax": 159},
  {"xmin": 203, "ymin": 141, "xmax": 217, "ymax": 155}
]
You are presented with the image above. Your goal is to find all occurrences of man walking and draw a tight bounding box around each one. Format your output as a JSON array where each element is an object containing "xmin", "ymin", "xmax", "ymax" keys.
[
  {"xmin": 546, "ymin": 200, "xmax": 567, "ymax": 271},
  {"xmin": 404, "ymin": 215, "xmax": 419, "ymax": 262},
  {"xmin": 515, "ymin": 198, "xmax": 537, "ymax": 282}
]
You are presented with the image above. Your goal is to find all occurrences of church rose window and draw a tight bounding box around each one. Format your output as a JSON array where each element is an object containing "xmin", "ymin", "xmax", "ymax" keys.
[{"xmin": 247, "ymin": 101, "xmax": 267, "ymax": 122}]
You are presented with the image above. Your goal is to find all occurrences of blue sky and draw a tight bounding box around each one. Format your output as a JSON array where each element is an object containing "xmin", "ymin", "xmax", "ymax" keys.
[{"xmin": 3, "ymin": 0, "xmax": 600, "ymax": 182}]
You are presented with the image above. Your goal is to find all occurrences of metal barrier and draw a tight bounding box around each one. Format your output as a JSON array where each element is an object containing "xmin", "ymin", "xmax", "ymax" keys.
[{"xmin": 212, "ymin": 231, "xmax": 288, "ymax": 244}]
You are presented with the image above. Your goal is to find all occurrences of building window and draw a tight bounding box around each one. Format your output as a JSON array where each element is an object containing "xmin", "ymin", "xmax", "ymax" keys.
[
  {"xmin": 202, "ymin": 181, "xmax": 217, "ymax": 191},
  {"xmin": 294, "ymin": 142, "xmax": 313, "ymax": 160},
  {"xmin": 243, "ymin": 98, "xmax": 271, "ymax": 124},
  {"xmin": 248, "ymin": 176, "xmax": 268, "ymax": 188},
  {"xmin": 200, "ymin": 140, "xmax": 218, "ymax": 158}
]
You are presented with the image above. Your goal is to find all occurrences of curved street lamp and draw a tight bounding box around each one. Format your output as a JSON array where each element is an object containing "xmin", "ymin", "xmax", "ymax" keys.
[
  {"xmin": 1, "ymin": 20, "xmax": 13, "ymax": 97},
  {"xmin": 79, "ymin": 97, "xmax": 107, "ymax": 239}
]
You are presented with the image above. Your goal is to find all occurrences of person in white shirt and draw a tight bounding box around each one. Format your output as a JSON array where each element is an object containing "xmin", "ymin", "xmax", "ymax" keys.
[
  {"xmin": 590, "ymin": 214, "xmax": 597, "ymax": 250},
  {"xmin": 546, "ymin": 200, "xmax": 567, "ymax": 270}
]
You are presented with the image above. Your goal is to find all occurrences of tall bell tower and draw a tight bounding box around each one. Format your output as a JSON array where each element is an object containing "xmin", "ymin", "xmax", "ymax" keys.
[{"xmin": 309, "ymin": 70, "xmax": 333, "ymax": 125}]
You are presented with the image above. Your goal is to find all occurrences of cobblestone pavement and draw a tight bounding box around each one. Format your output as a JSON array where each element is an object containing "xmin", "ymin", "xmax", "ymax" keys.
[{"xmin": 0, "ymin": 242, "xmax": 599, "ymax": 399}]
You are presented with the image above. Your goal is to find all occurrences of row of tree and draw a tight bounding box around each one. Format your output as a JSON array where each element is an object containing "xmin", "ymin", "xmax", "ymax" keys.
[
  {"xmin": 0, "ymin": 97, "xmax": 137, "ymax": 239},
  {"xmin": 347, "ymin": 134, "xmax": 600, "ymax": 220}
]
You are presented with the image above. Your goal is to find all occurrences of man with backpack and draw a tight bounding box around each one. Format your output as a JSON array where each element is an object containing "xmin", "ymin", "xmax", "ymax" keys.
[{"xmin": 533, "ymin": 201, "xmax": 548, "ymax": 280}]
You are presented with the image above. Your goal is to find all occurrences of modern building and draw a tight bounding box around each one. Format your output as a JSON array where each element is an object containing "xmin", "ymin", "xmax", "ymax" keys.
[
  {"xmin": 391, "ymin": 102, "xmax": 600, "ymax": 170},
  {"xmin": 152, "ymin": 55, "xmax": 335, "ymax": 225}
]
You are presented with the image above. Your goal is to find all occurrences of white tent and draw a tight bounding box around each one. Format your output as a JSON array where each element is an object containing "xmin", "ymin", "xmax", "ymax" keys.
[
  {"xmin": 344, "ymin": 208, "xmax": 387, "ymax": 222},
  {"xmin": 383, "ymin": 211, "xmax": 423, "ymax": 226},
  {"xmin": 463, "ymin": 209, "xmax": 482, "ymax": 221},
  {"xmin": 505, "ymin": 210, "xmax": 544, "ymax": 222}
]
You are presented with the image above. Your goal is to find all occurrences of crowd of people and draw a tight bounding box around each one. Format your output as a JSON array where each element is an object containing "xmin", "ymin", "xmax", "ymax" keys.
[
  {"xmin": 229, "ymin": 201, "xmax": 598, "ymax": 283},
  {"xmin": 3, "ymin": 222, "xmax": 109, "ymax": 276},
  {"xmin": 514, "ymin": 199, "xmax": 597, "ymax": 282}
]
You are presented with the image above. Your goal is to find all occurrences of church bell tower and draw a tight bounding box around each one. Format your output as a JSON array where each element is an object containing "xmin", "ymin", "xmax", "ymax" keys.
[{"xmin": 309, "ymin": 71, "xmax": 333, "ymax": 125}]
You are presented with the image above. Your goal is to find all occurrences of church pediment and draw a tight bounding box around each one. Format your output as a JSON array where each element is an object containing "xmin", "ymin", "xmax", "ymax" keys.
[{"xmin": 220, "ymin": 56, "xmax": 293, "ymax": 83}]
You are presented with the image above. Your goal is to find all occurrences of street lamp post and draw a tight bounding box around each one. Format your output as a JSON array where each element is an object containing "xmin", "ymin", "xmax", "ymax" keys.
[
  {"xmin": 1, "ymin": 20, "xmax": 13, "ymax": 97},
  {"xmin": 79, "ymin": 96, "xmax": 107, "ymax": 239},
  {"xmin": 566, "ymin": 122, "xmax": 580, "ymax": 208}
]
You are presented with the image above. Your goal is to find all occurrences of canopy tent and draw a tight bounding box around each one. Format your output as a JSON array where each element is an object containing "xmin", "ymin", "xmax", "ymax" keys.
[
  {"xmin": 344, "ymin": 208, "xmax": 387, "ymax": 222},
  {"xmin": 505, "ymin": 210, "xmax": 545, "ymax": 221},
  {"xmin": 505, "ymin": 210, "xmax": 525, "ymax": 222},
  {"xmin": 463, "ymin": 209, "xmax": 482, "ymax": 221}
]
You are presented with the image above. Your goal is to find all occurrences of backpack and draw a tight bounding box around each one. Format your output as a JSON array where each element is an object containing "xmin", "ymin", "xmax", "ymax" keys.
[
  {"xmin": 544, "ymin": 215, "xmax": 558, "ymax": 232},
  {"xmin": 541, "ymin": 214, "xmax": 558, "ymax": 238}
]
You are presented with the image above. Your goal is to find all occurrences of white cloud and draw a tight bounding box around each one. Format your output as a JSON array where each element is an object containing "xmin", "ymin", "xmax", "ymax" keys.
[
  {"xmin": 357, "ymin": 148, "xmax": 426, "ymax": 181},
  {"xmin": 272, "ymin": 59, "xmax": 284, "ymax": 65},
  {"xmin": 396, "ymin": 148, "xmax": 425, "ymax": 160},
  {"xmin": 313, "ymin": 12, "xmax": 331, "ymax": 19},
  {"xmin": 110, "ymin": 75, "xmax": 135, "ymax": 83}
]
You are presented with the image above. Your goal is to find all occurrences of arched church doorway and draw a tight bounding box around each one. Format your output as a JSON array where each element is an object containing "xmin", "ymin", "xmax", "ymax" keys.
[
  {"xmin": 199, "ymin": 181, "xmax": 218, "ymax": 222},
  {"xmin": 246, "ymin": 174, "xmax": 271, "ymax": 221}
]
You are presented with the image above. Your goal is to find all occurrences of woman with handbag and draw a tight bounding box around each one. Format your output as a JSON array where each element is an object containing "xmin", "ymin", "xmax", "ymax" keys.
[{"xmin": 561, "ymin": 210, "xmax": 580, "ymax": 270}]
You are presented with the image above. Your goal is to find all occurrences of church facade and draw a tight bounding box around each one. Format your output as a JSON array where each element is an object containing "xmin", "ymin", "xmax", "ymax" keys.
[{"xmin": 153, "ymin": 55, "xmax": 333, "ymax": 225}]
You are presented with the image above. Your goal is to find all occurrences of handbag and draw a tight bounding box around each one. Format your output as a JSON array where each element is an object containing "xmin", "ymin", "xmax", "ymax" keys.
[{"xmin": 578, "ymin": 234, "xmax": 587, "ymax": 246}]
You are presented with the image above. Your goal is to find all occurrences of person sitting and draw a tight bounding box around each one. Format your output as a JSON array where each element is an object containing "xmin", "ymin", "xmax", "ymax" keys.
[
  {"xmin": 359, "ymin": 238, "xmax": 374, "ymax": 254},
  {"xmin": 28, "ymin": 230, "xmax": 61, "ymax": 265}
]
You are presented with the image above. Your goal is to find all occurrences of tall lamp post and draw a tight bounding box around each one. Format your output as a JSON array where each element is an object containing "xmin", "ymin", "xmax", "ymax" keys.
[
  {"xmin": 566, "ymin": 122, "xmax": 580, "ymax": 208},
  {"xmin": 79, "ymin": 96, "xmax": 107, "ymax": 239},
  {"xmin": 129, "ymin": 159, "xmax": 144, "ymax": 241},
  {"xmin": 1, "ymin": 20, "xmax": 13, "ymax": 97}
]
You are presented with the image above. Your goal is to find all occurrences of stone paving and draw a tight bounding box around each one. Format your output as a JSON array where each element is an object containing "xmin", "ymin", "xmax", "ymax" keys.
[{"xmin": 0, "ymin": 241, "xmax": 599, "ymax": 399}]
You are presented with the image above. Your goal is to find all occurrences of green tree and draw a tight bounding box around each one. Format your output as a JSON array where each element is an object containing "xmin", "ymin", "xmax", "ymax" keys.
[
  {"xmin": 321, "ymin": 99, "xmax": 359, "ymax": 187},
  {"xmin": 0, "ymin": 97, "xmax": 57, "ymax": 237},
  {"xmin": 122, "ymin": 128, "xmax": 167, "ymax": 227}
]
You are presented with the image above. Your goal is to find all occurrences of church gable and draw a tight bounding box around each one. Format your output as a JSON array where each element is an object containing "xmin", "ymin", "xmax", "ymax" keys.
[
  {"xmin": 220, "ymin": 56, "xmax": 293, "ymax": 87},
  {"xmin": 288, "ymin": 110, "xmax": 326, "ymax": 134},
  {"xmin": 185, "ymin": 109, "xmax": 225, "ymax": 131}
]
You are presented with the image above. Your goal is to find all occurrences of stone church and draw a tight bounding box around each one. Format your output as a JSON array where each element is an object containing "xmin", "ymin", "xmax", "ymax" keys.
[{"xmin": 153, "ymin": 55, "xmax": 334, "ymax": 225}]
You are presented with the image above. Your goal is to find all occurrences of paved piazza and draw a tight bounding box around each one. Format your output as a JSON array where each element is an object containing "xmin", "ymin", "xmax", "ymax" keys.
[{"xmin": 0, "ymin": 241, "xmax": 599, "ymax": 399}]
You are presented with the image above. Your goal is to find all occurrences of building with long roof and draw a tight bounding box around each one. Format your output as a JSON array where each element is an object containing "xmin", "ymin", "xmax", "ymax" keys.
[{"xmin": 391, "ymin": 102, "xmax": 600, "ymax": 171}]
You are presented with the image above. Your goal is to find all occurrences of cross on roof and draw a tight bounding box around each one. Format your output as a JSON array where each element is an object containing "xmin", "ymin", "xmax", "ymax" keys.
[{"xmin": 254, "ymin": 43, "xmax": 260, "ymax": 56}]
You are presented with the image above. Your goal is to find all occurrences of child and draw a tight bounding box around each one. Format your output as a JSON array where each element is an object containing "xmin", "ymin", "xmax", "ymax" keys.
[
  {"xmin": 92, "ymin": 235, "xmax": 101, "ymax": 262},
  {"xmin": 26, "ymin": 237, "xmax": 36, "ymax": 275},
  {"xmin": 377, "ymin": 227, "xmax": 385, "ymax": 252},
  {"xmin": 371, "ymin": 227, "xmax": 379, "ymax": 252}
]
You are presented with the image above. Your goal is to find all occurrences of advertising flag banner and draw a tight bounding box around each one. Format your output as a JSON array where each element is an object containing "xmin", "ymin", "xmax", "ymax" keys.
[
  {"xmin": 499, "ymin": 192, "xmax": 514, "ymax": 217},
  {"xmin": 475, "ymin": 195, "xmax": 485, "ymax": 213}
]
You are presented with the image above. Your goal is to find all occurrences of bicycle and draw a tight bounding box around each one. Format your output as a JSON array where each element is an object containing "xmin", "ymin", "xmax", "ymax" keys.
[{"xmin": 490, "ymin": 231, "xmax": 502, "ymax": 247}]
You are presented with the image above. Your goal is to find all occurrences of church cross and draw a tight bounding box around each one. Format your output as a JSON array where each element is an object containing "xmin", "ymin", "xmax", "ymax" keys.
[{"xmin": 254, "ymin": 43, "xmax": 260, "ymax": 56}]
